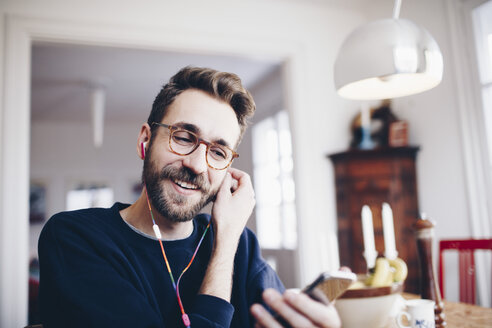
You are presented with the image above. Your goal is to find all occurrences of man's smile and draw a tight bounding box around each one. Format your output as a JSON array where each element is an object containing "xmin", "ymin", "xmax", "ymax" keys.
[{"xmin": 173, "ymin": 178, "xmax": 200, "ymax": 190}]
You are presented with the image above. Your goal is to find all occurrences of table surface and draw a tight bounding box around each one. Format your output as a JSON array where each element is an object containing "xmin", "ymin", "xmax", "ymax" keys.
[
  {"xmin": 385, "ymin": 294, "xmax": 492, "ymax": 328},
  {"xmin": 441, "ymin": 300, "xmax": 492, "ymax": 328}
]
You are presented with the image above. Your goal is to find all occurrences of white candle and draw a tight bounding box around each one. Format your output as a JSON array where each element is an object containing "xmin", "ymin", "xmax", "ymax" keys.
[
  {"xmin": 361, "ymin": 103, "xmax": 370, "ymax": 129},
  {"xmin": 382, "ymin": 202, "xmax": 398, "ymax": 260},
  {"xmin": 361, "ymin": 205, "xmax": 377, "ymax": 269}
]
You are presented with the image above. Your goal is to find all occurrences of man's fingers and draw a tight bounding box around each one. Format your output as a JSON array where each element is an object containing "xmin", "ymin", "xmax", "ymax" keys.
[
  {"xmin": 216, "ymin": 172, "xmax": 233, "ymax": 199},
  {"xmin": 262, "ymin": 289, "xmax": 313, "ymax": 327},
  {"xmin": 227, "ymin": 168, "xmax": 252, "ymax": 189},
  {"xmin": 252, "ymin": 289, "xmax": 342, "ymax": 328},
  {"xmin": 226, "ymin": 168, "xmax": 255, "ymax": 200},
  {"xmin": 230, "ymin": 177, "xmax": 239, "ymax": 192},
  {"xmin": 284, "ymin": 290, "xmax": 341, "ymax": 328},
  {"xmin": 227, "ymin": 167, "xmax": 246, "ymax": 180},
  {"xmin": 250, "ymin": 303, "xmax": 283, "ymax": 328}
]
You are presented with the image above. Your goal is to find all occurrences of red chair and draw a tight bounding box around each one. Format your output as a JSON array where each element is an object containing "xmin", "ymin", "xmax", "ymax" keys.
[{"xmin": 438, "ymin": 238, "xmax": 492, "ymax": 304}]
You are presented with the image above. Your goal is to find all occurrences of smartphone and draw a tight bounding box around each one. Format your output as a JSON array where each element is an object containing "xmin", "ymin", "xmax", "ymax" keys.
[
  {"xmin": 273, "ymin": 270, "xmax": 356, "ymax": 327},
  {"xmin": 302, "ymin": 270, "xmax": 357, "ymax": 304}
]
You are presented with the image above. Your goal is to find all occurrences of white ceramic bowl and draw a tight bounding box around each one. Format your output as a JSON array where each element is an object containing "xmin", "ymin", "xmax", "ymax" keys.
[{"xmin": 335, "ymin": 283, "xmax": 404, "ymax": 328}]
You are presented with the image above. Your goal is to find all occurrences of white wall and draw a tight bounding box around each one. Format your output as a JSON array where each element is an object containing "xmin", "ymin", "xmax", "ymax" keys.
[
  {"xmin": 368, "ymin": 0, "xmax": 470, "ymax": 238},
  {"xmin": 0, "ymin": 0, "xmax": 483, "ymax": 325},
  {"xmin": 29, "ymin": 121, "xmax": 144, "ymax": 258},
  {"xmin": 363, "ymin": 0, "xmax": 472, "ymax": 304},
  {"xmin": 355, "ymin": 0, "xmax": 492, "ymax": 305}
]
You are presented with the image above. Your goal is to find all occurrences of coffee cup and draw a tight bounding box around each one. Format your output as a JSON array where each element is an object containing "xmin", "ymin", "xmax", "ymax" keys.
[{"xmin": 396, "ymin": 299, "xmax": 435, "ymax": 328}]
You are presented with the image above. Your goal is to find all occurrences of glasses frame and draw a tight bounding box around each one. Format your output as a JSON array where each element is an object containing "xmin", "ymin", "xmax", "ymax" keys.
[{"xmin": 151, "ymin": 122, "xmax": 239, "ymax": 170}]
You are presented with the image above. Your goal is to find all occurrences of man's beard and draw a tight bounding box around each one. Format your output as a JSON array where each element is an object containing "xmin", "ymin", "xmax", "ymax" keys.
[{"xmin": 142, "ymin": 156, "xmax": 218, "ymax": 223}]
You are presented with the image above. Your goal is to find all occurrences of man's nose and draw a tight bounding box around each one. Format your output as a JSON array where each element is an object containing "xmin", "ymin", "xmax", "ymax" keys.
[{"xmin": 182, "ymin": 143, "xmax": 209, "ymax": 174}]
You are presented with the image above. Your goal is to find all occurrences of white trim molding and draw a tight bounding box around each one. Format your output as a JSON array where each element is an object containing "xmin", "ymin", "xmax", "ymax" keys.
[{"xmin": 1, "ymin": 15, "xmax": 32, "ymax": 327}]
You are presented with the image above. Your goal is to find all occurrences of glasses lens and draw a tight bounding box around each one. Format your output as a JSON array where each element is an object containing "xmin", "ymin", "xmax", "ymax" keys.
[
  {"xmin": 168, "ymin": 127, "xmax": 235, "ymax": 170},
  {"xmin": 170, "ymin": 129, "xmax": 198, "ymax": 155},
  {"xmin": 207, "ymin": 145, "xmax": 232, "ymax": 169}
]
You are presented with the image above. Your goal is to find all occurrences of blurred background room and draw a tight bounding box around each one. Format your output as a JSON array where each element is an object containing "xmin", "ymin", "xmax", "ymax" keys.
[{"xmin": 0, "ymin": 0, "xmax": 491, "ymax": 326}]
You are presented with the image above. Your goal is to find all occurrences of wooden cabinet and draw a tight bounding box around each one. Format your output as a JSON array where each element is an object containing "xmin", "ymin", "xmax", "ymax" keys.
[{"xmin": 328, "ymin": 147, "xmax": 420, "ymax": 293}]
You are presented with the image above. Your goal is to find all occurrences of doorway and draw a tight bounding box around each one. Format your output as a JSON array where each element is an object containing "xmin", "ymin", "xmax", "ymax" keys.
[
  {"xmin": 20, "ymin": 34, "xmax": 298, "ymax": 323},
  {"xmin": 1, "ymin": 16, "xmax": 306, "ymax": 326}
]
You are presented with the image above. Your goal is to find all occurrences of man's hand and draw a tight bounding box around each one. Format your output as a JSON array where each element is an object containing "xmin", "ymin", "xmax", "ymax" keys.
[
  {"xmin": 250, "ymin": 289, "xmax": 342, "ymax": 328},
  {"xmin": 198, "ymin": 167, "xmax": 255, "ymax": 301},
  {"xmin": 211, "ymin": 167, "xmax": 255, "ymax": 246}
]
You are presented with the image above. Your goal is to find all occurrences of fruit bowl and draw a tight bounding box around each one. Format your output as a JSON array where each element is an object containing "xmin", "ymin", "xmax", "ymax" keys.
[{"xmin": 335, "ymin": 279, "xmax": 404, "ymax": 328}]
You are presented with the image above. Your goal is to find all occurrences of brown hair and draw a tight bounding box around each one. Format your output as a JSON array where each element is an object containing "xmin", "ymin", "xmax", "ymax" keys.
[{"xmin": 147, "ymin": 66, "xmax": 256, "ymax": 142}]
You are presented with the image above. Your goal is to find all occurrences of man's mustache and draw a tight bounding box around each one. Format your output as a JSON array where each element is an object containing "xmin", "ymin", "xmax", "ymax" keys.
[{"xmin": 159, "ymin": 166, "xmax": 210, "ymax": 192}]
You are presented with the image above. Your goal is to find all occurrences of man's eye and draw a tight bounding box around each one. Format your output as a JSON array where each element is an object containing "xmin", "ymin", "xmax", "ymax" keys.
[
  {"xmin": 210, "ymin": 146, "xmax": 227, "ymax": 160},
  {"xmin": 174, "ymin": 136, "xmax": 193, "ymax": 143},
  {"xmin": 173, "ymin": 131, "xmax": 195, "ymax": 145}
]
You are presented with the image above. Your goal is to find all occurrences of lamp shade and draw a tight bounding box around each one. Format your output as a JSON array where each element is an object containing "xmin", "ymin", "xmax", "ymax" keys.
[{"xmin": 334, "ymin": 18, "xmax": 443, "ymax": 100}]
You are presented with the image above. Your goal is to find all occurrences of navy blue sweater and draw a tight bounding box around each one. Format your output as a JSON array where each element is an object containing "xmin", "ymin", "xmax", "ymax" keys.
[{"xmin": 38, "ymin": 203, "xmax": 284, "ymax": 327}]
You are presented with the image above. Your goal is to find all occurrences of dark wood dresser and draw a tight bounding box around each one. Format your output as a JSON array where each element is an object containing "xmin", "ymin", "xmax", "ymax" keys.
[{"xmin": 328, "ymin": 146, "xmax": 420, "ymax": 293}]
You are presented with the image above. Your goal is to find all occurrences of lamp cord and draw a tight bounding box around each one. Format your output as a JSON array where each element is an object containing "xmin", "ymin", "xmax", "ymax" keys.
[{"xmin": 393, "ymin": 0, "xmax": 402, "ymax": 19}]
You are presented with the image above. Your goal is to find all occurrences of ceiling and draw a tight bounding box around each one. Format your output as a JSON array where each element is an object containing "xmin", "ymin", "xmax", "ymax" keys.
[{"xmin": 31, "ymin": 42, "xmax": 281, "ymax": 124}]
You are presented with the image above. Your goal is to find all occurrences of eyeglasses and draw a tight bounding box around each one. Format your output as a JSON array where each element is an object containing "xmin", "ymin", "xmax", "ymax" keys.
[{"xmin": 151, "ymin": 122, "xmax": 239, "ymax": 170}]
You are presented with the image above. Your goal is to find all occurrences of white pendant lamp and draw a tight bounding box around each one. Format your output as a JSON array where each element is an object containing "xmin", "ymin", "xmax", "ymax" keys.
[{"xmin": 334, "ymin": 0, "xmax": 443, "ymax": 100}]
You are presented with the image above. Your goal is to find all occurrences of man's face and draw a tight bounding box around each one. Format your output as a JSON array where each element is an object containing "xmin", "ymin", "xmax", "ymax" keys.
[{"xmin": 143, "ymin": 89, "xmax": 241, "ymax": 222}]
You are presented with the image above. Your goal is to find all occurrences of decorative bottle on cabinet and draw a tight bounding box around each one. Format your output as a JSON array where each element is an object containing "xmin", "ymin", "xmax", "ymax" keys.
[{"xmin": 328, "ymin": 146, "xmax": 420, "ymax": 294}]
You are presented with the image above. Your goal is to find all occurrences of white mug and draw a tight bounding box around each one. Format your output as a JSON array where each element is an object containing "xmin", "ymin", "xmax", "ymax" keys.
[{"xmin": 396, "ymin": 299, "xmax": 435, "ymax": 328}]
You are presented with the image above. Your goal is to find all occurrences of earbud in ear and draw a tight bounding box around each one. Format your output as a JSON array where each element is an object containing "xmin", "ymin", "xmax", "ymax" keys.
[{"xmin": 141, "ymin": 142, "xmax": 147, "ymax": 159}]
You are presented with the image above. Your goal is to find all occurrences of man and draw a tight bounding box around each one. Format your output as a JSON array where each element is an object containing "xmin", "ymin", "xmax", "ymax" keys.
[{"xmin": 38, "ymin": 67, "xmax": 341, "ymax": 327}]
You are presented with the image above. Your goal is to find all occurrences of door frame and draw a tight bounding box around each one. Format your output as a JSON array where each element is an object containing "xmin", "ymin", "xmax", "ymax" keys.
[{"xmin": 0, "ymin": 14, "xmax": 310, "ymax": 326}]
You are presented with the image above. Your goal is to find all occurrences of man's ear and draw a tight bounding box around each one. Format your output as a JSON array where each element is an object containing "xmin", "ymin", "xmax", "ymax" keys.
[{"xmin": 137, "ymin": 123, "xmax": 151, "ymax": 160}]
